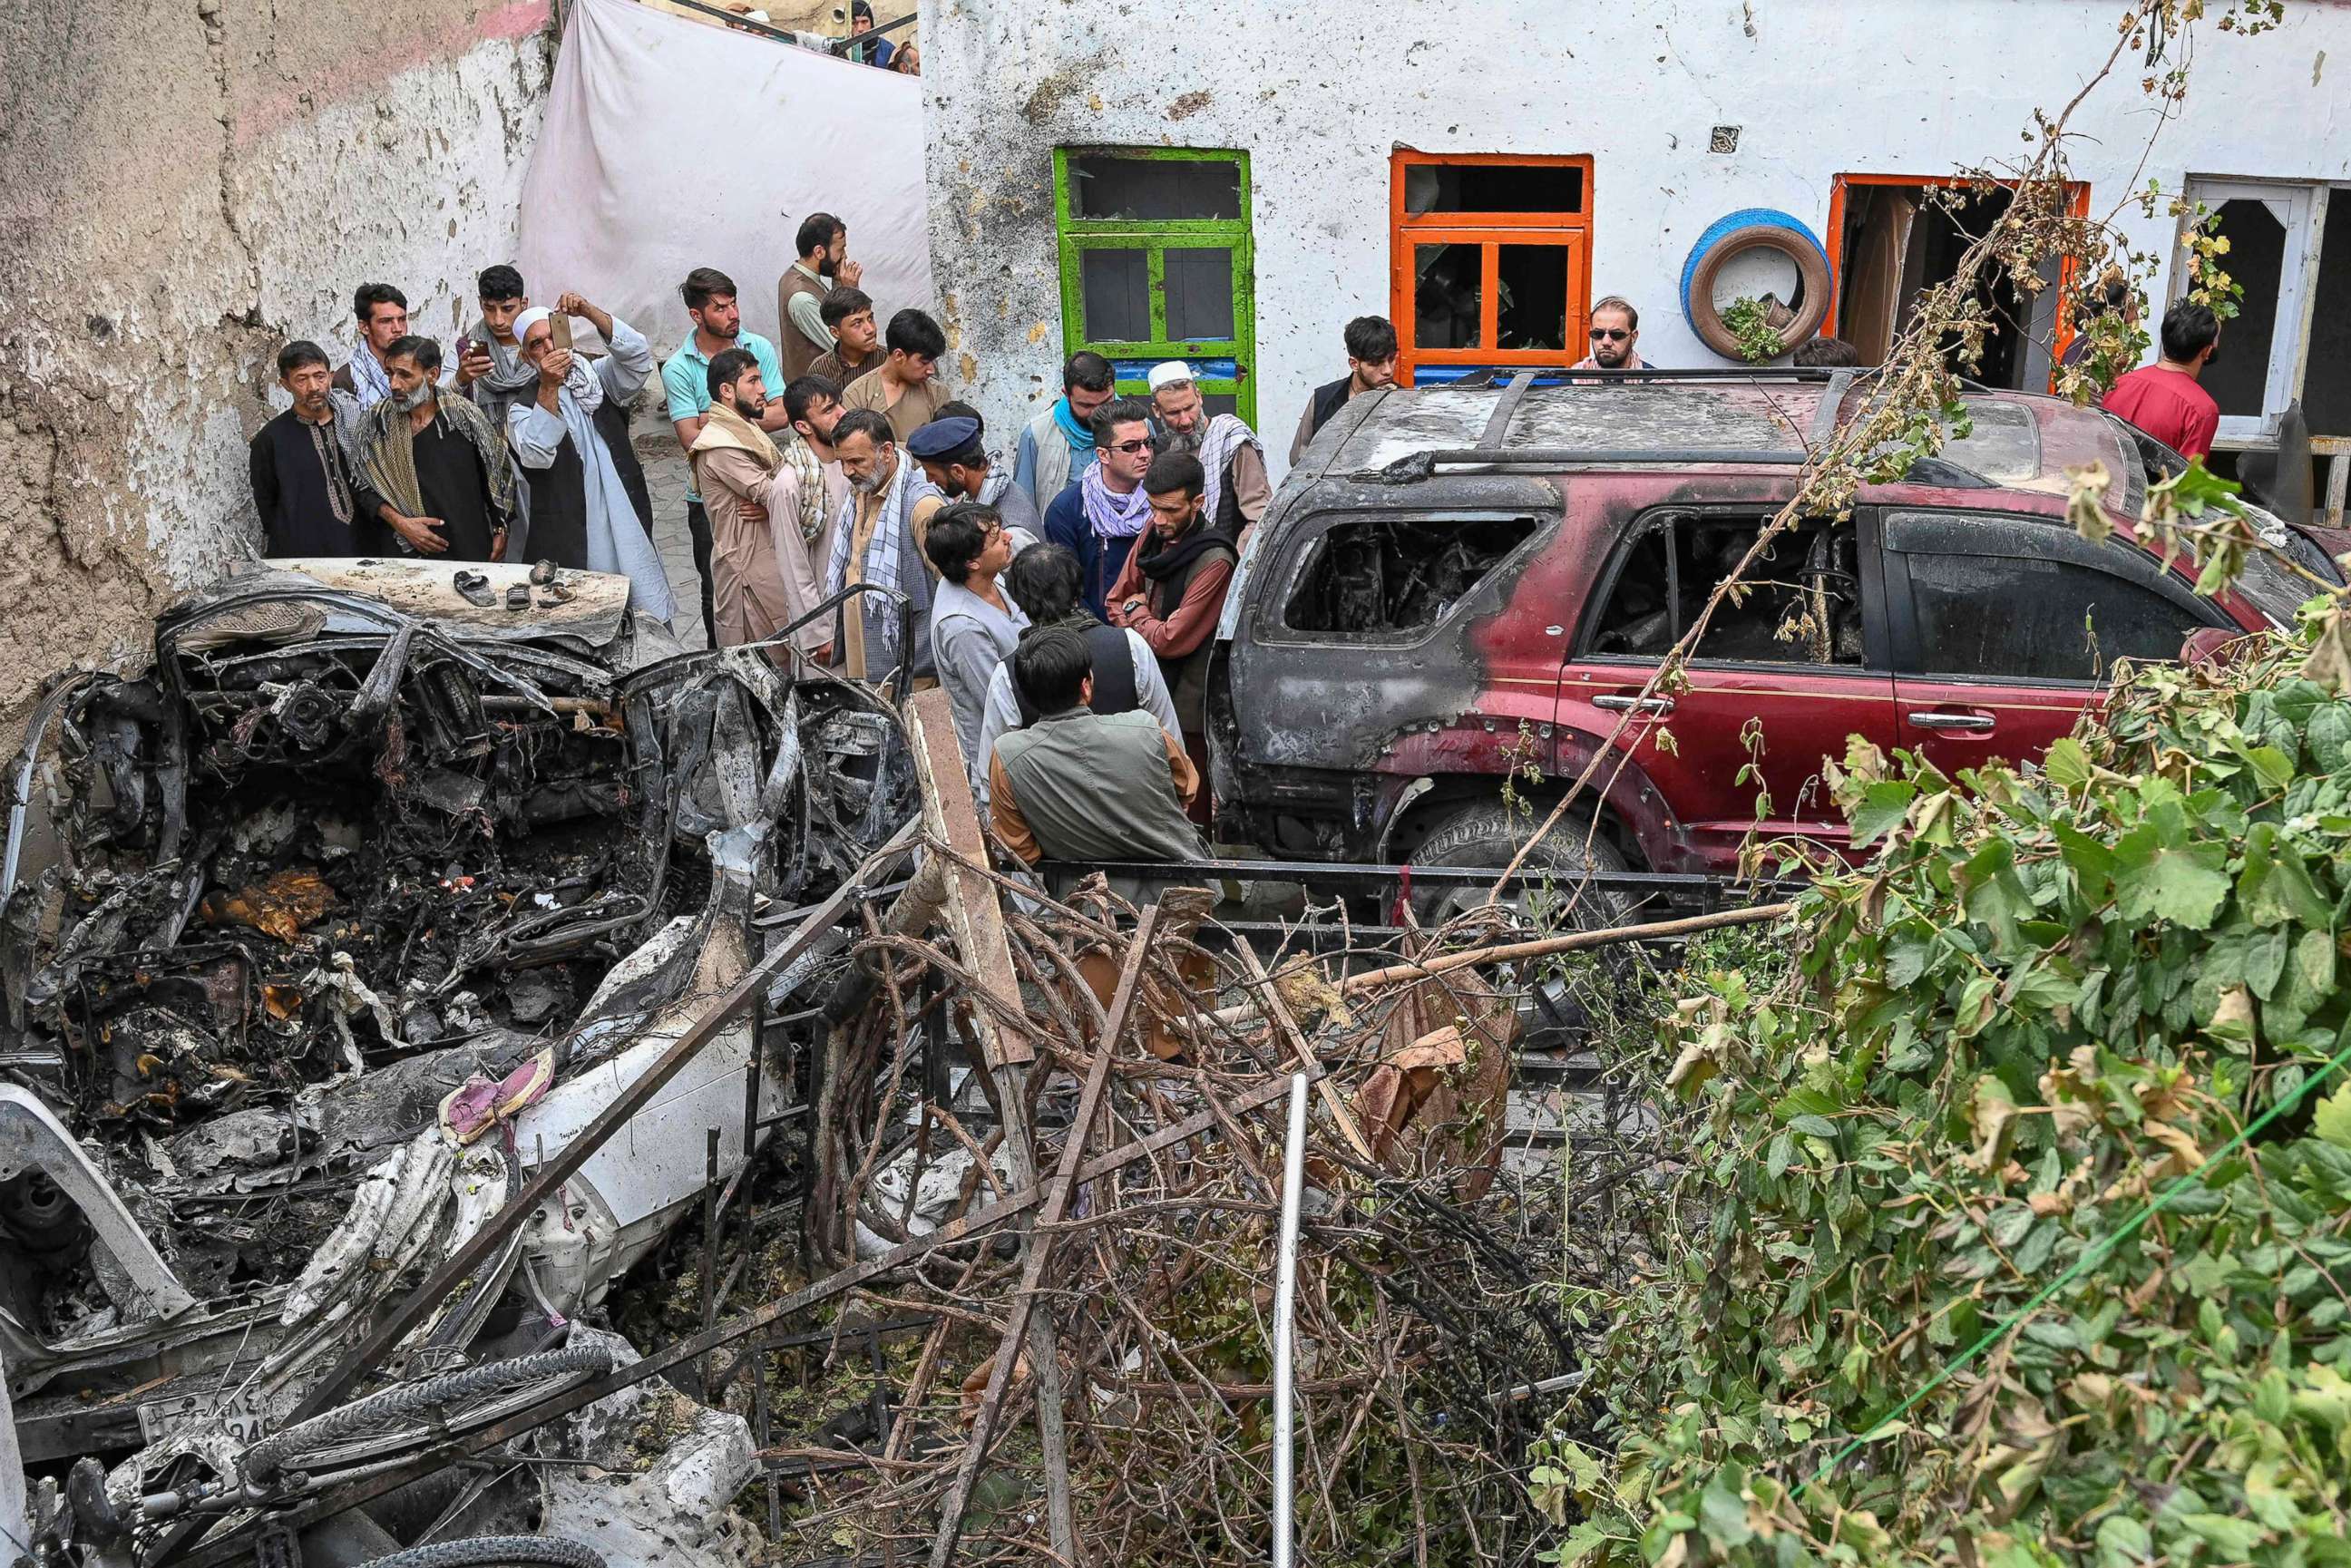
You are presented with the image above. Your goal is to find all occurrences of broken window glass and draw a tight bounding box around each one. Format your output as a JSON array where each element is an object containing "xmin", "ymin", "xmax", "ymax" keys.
[
  {"xmin": 1587, "ymin": 513, "xmax": 1864, "ymax": 667},
  {"xmin": 1068, "ymin": 154, "xmax": 1242, "ymax": 220},
  {"xmin": 1283, "ymin": 514, "xmax": 1539, "ymax": 639},
  {"xmin": 1080, "ymin": 247, "xmax": 1149, "ymax": 342},
  {"xmin": 1165, "ymin": 247, "xmax": 1235, "ymax": 340},
  {"xmin": 1402, "ymin": 161, "xmax": 1585, "ymax": 216},
  {"xmin": 1414, "ymin": 243, "xmax": 1483, "ymax": 348}
]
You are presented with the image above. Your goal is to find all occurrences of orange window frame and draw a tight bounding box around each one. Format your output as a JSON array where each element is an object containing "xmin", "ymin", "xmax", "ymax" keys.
[
  {"xmin": 1390, "ymin": 151, "xmax": 1595, "ymax": 385},
  {"xmin": 1822, "ymin": 172, "xmax": 2092, "ymax": 371}
]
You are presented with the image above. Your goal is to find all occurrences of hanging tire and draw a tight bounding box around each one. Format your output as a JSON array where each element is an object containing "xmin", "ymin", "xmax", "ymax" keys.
[{"xmin": 1680, "ymin": 209, "xmax": 1834, "ymax": 362}]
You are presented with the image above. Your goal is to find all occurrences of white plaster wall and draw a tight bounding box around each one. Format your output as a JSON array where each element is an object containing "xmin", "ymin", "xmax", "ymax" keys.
[
  {"xmin": 0, "ymin": 0, "xmax": 551, "ymax": 735},
  {"xmin": 919, "ymin": 0, "xmax": 2351, "ymax": 480}
]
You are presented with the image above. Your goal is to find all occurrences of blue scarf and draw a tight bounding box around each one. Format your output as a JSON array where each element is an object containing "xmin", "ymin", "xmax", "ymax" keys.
[{"xmin": 1050, "ymin": 395, "xmax": 1095, "ymax": 453}]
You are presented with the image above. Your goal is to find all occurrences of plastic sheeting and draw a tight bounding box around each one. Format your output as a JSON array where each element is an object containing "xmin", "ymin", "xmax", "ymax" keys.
[{"xmin": 516, "ymin": 0, "xmax": 932, "ymax": 361}]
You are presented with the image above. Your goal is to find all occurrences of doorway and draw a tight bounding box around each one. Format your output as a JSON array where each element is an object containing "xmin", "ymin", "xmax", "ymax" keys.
[{"xmin": 1826, "ymin": 175, "xmax": 2088, "ymax": 391}]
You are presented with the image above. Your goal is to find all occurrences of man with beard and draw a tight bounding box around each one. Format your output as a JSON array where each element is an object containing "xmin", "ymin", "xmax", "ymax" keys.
[
  {"xmin": 662, "ymin": 268, "xmax": 791, "ymax": 646},
  {"xmin": 690, "ymin": 347, "xmax": 831, "ymax": 664},
  {"xmin": 783, "ymin": 374, "xmax": 853, "ymax": 551},
  {"xmin": 2102, "ymin": 298, "xmax": 2220, "ymax": 460},
  {"xmin": 1042, "ymin": 397, "xmax": 1155, "ymax": 622},
  {"xmin": 824, "ymin": 407, "xmax": 945, "ymax": 686},
  {"xmin": 359, "ymin": 336, "xmax": 515, "ymax": 562},
  {"xmin": 1106, "ymin": 452, "xmax": 1237, "ymax": 825},
  {"xmin": 334, "ymin": 283, "xmax": 411, "ymax": 410},
  {"xmin": 1291, "ymin": 315, "xmax": 1398, "ymax": 463},
  {"xmin": 778, "ymin": 212, "xmax": 863, "ymax": 382},
  {"xmin": 1146, "ymin": 361, "xmax": 1269, "ymax": 543},
  {"xmin": 249, "ymin": 340, "xmax": 389, "ymax": 555},
  {"xmin": 1015, "ymin": 352, "xmax": 1115, "ymax": 509},
  {"xmin": 907, "ymin": 414, "xmax": 1040, "ymax": 552},
  {"xmin": 808, "ymin": 287, "xmax": 883, "ymax": 389},
  {"xmin": 508, "ymin": 306, "xmax": 676, "ymax": 622},
  {"xmin": 1572, "ymin": 296, "xmax": 1651, "ymax": 371}
]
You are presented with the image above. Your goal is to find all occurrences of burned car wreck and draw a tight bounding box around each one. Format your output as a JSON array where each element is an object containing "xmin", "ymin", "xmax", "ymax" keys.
[{"xmin": 0, "ymin": 559, "xmax": 913, "ymax": 1565}]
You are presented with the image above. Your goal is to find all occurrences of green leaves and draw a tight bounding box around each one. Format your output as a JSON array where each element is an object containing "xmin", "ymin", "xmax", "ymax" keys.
[
  {"xmin": 2314, "ymin": 1082, "xmax": 2351, "ymax": 1150},
  {"xmin": 2112, "ymin": 828, "xmax": 2229, "ymax": 930},
  {"xmin": 1579, "ymin": 629, "xmax": 2351, "ymax": 1568}
]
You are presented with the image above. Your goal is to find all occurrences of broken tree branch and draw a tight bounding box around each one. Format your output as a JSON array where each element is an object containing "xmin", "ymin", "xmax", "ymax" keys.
[{"xmin": 928, "ymin": 903, "xmax": 1162, "ymax": 1568}]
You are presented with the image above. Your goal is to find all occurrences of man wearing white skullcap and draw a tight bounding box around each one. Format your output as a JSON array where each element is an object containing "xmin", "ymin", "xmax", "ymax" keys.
[
  {"xmin": 1145, "ymin": 360, "xmax": 1269, "ymax": 544},
  {"xmin": 504, "ymin": 299, "xmax": 678, "ymax": 624}
]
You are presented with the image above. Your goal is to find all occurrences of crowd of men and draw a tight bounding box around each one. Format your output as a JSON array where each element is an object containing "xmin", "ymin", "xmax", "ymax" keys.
[
  {"xmin": 244, "ymin": 208, "xmax": 1340, "ymax": 881},
  {"xmin": 247, "ymin": 219, "xmax": 2219, "ymax": 881}
]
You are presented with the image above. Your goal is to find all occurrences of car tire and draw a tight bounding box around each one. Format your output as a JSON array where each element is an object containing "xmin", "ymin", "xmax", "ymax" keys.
[
  {"xmin": 1680, "ymin": 209, "xmax": 1834, "ymax": 362},
  {"xmin": 1407, "ymin": 798, "xmax": 1634, "ymax": 933}
]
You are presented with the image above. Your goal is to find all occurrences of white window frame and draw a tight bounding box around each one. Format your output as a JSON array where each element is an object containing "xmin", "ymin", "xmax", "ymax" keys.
[{"xmin": 2173, "ymin": 177, "xmax": 2327, "ymax": 446}]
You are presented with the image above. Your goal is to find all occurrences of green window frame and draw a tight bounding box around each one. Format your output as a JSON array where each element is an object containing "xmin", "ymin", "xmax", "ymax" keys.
[{"xmin": 1053, "ymin": 146, "xmax": 1257, "ymax": 425}]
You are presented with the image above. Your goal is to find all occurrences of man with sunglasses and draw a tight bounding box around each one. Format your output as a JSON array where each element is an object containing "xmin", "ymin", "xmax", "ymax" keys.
[
  {"xmin": 1042, "ymin": 396, "xmax": 1156, "ymax": 620},
  {"xmin": 1573, "ymin": 296, "xmax": 1651, "ymax": 371}
]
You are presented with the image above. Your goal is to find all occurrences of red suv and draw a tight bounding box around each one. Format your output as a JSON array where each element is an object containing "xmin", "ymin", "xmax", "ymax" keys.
[{"xmin": 1209, "ymin": 370, "xmax": 2338, "ymax": 886}]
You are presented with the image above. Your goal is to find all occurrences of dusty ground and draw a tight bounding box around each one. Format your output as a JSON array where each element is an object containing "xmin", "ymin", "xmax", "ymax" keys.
[{"xmin": 635, "ymin": 424, "xmax": 714, "ymax": 653}]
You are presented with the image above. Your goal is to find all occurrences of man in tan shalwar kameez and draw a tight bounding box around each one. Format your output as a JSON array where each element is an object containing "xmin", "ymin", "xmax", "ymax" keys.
[{"xmin": 688, "ymin": 348, "xmax": 831, "ymax": 664}]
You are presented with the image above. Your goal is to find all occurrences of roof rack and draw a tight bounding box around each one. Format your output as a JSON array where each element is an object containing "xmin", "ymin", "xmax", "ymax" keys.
[
  {"xmin": 1442, "ymin": 365, "xmax": 1863, "ymax": 387},
  {"xmin": 1373, "ymin": 446, "xmax": 1813, "ymax": 483}
]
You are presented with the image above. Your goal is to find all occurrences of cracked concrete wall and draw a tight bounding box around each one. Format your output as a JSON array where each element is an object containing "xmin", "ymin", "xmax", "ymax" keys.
[
  {"xmin": 0, "ymin": 0, "xmax": 551, "ymax": 738},
  {"xmin": 920, "ymin": 0, "xmax": 2351, "ymax": 482}
]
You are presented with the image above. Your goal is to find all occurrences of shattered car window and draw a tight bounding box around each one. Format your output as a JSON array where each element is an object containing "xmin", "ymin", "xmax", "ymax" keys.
[
  {"xmin": 1281, "ymin": 513, "xmax": 1540, "ymax": 640},
  {"xmin": 1587, "ymin": 513, "xmax": 1864, "ymax": 667}
]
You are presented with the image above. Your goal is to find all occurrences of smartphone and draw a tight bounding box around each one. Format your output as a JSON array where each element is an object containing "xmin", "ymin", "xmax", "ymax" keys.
[
  {"xmin": 549, "ymin": 316, "xmax": 573, "ymax": 353},
  {"xmin": 455, "ymin": 335, "xmax": 477, "ymax": 362}
]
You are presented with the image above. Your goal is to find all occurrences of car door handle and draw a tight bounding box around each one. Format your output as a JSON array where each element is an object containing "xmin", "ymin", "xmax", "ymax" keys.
[
  {"xmin": 1908, "ymin": 710, "xmax": 1995, "ymax": 733},
  {"xmin": 1594, "ymin": 695, "xmax": 1675, "ymax": 715}
]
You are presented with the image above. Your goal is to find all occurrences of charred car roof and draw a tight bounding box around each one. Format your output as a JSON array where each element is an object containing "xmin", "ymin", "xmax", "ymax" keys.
[{"xmin": 1308, "ymin": 371, "xmax": 2069, "ymax": 492}]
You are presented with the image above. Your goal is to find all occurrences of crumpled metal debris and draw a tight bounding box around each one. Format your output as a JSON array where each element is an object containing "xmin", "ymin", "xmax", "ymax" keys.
[{"xmin": 0, "ymin": 560, "xmax": 919, "ymax": 1565}]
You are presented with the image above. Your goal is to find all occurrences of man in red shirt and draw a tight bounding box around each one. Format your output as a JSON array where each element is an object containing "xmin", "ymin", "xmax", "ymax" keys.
[
  {"xmin": 1107, "ymin": 453, "xmax": 1238, "ymax": 825},
  {"xmin": 2102, "ymin": 298, "xmax": 2221, "ymax": 459}
]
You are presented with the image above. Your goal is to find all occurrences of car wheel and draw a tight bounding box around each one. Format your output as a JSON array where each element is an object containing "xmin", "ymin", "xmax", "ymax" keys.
[{"xmin": 1407, "ymin": 798, "xmax": 1634, "ymax": 935}]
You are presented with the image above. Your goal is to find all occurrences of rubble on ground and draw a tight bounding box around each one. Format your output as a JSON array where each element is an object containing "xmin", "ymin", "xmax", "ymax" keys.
[{"xmin": 0, "ymin": 557, "xmax": 1761, "ymax": 1567}]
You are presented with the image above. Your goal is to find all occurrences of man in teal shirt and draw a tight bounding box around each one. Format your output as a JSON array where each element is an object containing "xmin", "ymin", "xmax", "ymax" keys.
[{"xmin": 662, "ymin": 267, "xmax": 791, "ymax": 648}]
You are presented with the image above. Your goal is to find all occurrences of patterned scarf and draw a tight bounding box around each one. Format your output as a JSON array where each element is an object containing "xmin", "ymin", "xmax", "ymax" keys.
[
  {"xmin": 1079, "ymin": 462, "xmax": 1150, "ymax": 541},
  {"xmin": 359, "ymin": 392, "xmax": 517, "ymax": 539},
  {"xmin": 466, "ymin": 319, "xmax": 541, "ymax": 418},
  {"xmin": 347, "ymin": 339, "xmax": 391, "ymax": 408},
  {"xmin": 825, "ymin": 452, "xmax": 938, "ymax": 677},
  {"xmin": 1194, "ymin": 414, "xmax": 1261, "ymax": 531},
  {"xmin": 782, "ymin": 432, "xmax": 827, "ymax": 543}
]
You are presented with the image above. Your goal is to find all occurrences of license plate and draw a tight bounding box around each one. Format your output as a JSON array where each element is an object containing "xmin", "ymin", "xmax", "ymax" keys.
[{"xmin": 136, "ymin": 1387, "xmax": 269, "ymax": 1446}]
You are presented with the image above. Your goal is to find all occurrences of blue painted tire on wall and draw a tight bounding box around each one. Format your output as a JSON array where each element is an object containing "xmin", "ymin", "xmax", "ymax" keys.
[{"xmin": 1680, "ymin": 208, "xmax": 1834, "ymax": 361}]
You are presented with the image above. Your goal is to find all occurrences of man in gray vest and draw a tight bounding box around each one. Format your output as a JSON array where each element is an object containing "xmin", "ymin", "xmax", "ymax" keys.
[
  {"xmin": 989, "ymin": 626, "xmax": 1209, "ymax": 898},
  {"xmin": 1013, "ymin": 351, "xmax": 1117, "ymax": 510}
]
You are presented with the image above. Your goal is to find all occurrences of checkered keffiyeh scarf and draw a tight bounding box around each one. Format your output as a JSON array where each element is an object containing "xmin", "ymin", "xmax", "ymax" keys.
[
  {"xmin": 1079, "ymin": 461, "xmax": 1150, "ymax": 541},
  {"xmin": 826, "ymin": 451, "xmax": 936, "ymax": 673},
  {"xmin": 1195, "ymin": 413, "xmax": 1261, "ymax": 530}
]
